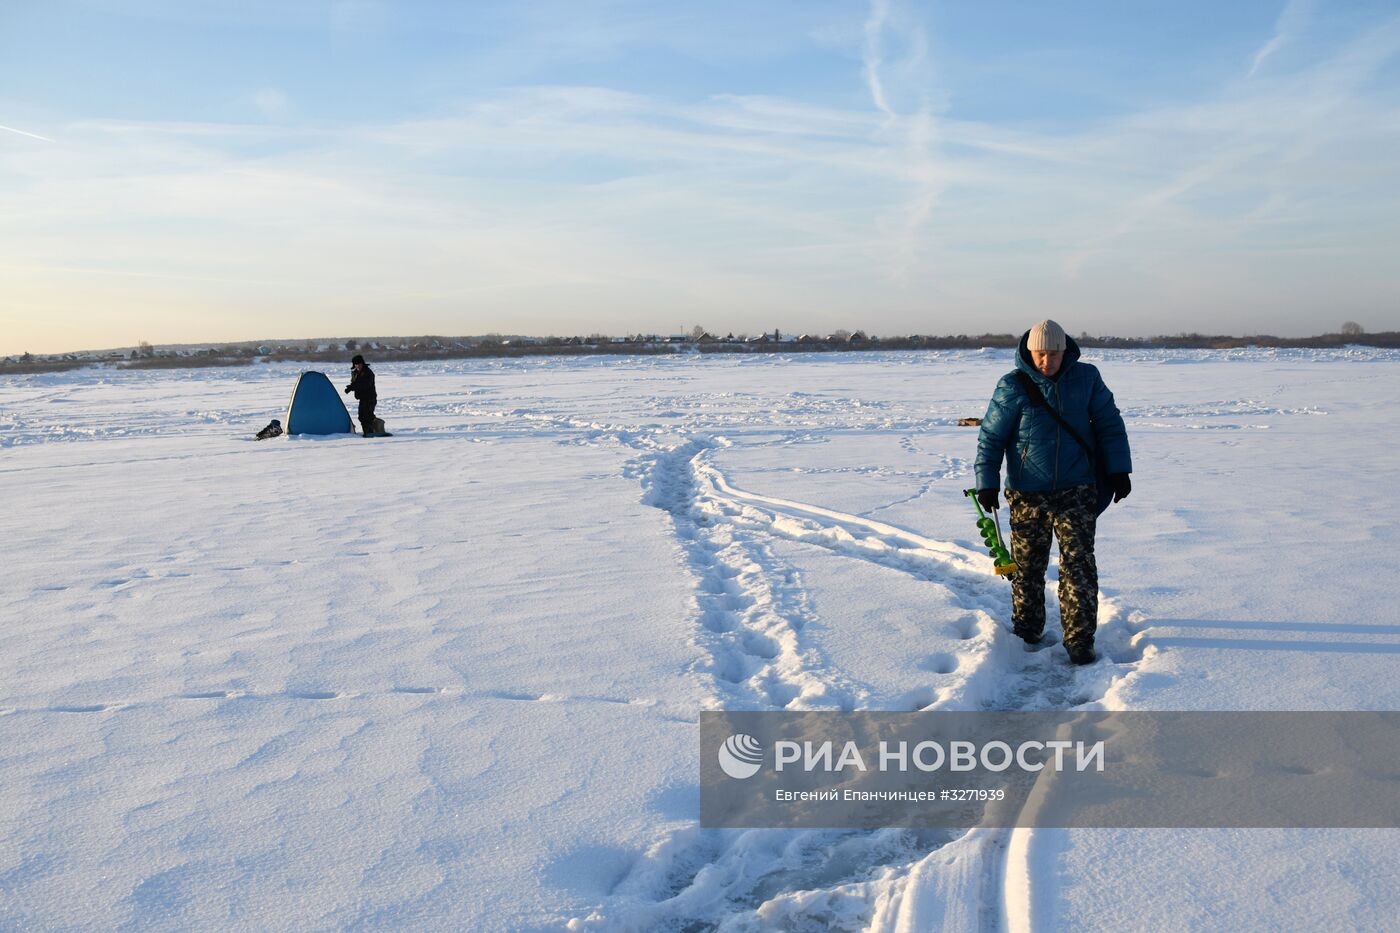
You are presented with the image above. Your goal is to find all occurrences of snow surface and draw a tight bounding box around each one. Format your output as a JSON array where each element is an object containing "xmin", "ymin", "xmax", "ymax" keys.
[{"xmin": 2, "ymin": 349, "xmax": 1397, "ymax": 931}]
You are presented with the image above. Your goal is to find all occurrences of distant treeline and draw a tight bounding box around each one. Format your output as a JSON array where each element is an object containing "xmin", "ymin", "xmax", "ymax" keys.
[
  {"xmin": 1074, "ymin": 331, "xmax": 1400, "ymax": 350},
  {"xmin": 3, "ymin": 330, "xmax": 1397, "ymax": 375}
]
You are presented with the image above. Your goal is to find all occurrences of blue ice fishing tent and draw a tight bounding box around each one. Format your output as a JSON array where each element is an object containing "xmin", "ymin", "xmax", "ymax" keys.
[{"xmin": 284, "ymin": 371, "xmax": 353, "ymax": 435}]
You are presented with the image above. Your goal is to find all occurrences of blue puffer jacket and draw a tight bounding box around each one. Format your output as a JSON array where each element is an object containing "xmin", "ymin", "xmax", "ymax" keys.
[{"xmin": 974, "ymin": 333, "xmax": 1131, "ymax": 492}]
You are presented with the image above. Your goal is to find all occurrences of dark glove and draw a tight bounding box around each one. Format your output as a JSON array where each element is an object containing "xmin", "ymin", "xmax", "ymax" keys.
[
  {"xmin": 344, "ymin": 385, "xmax": 352, "ymax": 394},
  {"xmin": 977, "ymin": 488, "xmax": 1000, "ymax": 512},
  {"xmin": 1111, "ymin": 473, "xmax": 1131, "ymax": 502}
]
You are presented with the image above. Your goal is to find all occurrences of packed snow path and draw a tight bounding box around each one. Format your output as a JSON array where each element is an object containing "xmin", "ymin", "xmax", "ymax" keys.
[
  {"xmin": 3, "ymin": 350, "xmax": 1397, "ymax": 931},
  {"xmin": 571, "ymin": 435, "xmax": 1147, "ymax": 931}
]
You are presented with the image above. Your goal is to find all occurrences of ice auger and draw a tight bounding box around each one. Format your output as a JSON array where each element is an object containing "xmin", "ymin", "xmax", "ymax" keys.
[{"xmin": 963, "ymin": 488, "xmax": 1018, "ymax": 577}]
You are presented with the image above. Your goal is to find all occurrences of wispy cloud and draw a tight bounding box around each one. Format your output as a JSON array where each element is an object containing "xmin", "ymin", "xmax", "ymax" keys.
[
  {"xmin": 1062, "ymin": 11, "xmax": 1400, "ymax": 279},
  {"xmin": 862, "ymin": 0, "xmax": 893, "ymax": 118},
  {"xmin": 1249, "ymin": 0, "xmax": 1314, "ymax": 78},
  {"xmin": 859, "ymin": 0, "xmax": 946, "ymax": 280},
  {"xmin": 4, "ymin": 4, "xmax": 1400, "ymax": 352},
  {"xmin": 0, "ymin": 123, "xmax": 53, "ymax": 143}
]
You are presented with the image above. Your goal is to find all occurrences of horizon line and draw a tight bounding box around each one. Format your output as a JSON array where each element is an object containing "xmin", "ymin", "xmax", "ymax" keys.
[{"xmin": 7, "ymin": 326, "xmax": 1392, "ymax": 361}]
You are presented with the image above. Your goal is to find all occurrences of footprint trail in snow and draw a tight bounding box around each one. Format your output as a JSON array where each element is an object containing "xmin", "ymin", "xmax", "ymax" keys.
[{"xmin": 570, "ymin": 424, "xmax": 1158, "ymax": 932}]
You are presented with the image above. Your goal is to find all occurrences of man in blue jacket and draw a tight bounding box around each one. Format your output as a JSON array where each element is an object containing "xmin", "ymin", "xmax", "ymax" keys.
[{"xmin": 974, "ymin": 320, "xmax": 1132, "ymax": 665}]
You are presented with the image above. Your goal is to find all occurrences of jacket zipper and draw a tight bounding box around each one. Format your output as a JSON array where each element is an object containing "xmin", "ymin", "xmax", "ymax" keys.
[{"xmin": 1052, "ymin": 381, "xmax": 1061, "ymax": 490}]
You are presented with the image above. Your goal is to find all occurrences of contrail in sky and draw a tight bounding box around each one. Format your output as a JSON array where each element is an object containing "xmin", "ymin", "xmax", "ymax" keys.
[
  {"xmin": 0, "ymin": 123, "xmax": 53, "ymax": 142},
  {"xmin": 1249, "ymin": 0, "xmax": 1313, "ymax": 77},
  {"xmin": 863, "ymin": 0, "xmax": 893, "ymax": 117}
]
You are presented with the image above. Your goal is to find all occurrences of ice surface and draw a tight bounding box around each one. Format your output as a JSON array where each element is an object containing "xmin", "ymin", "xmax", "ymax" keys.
[{"xmin": 2, "ymin": 349, "xmax": 1396, "ymax": 930}]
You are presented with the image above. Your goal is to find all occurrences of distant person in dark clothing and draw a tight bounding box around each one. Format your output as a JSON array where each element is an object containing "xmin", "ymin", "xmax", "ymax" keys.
[{"xmin": 344, "ymin": 354, "xmax": 377, "ymax": 435}]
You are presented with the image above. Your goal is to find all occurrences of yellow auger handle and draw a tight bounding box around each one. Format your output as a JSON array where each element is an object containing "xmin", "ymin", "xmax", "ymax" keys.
[{"xmin": 994, "ymin": 561, "xmax": 1019, "ymax": 576}]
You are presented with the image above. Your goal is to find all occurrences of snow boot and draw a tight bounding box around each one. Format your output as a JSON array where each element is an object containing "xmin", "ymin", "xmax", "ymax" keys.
[
  {"xmin": 255, "ymin": 419, "xmax": 283, "ymax": 440},
  {"xmin": 1019, "ymin": 624, "xmax": 1052, "ymax": 647},
  {"xmin": 1065, "ymin": 643, "xmax": 1096, "ymax": 666}
]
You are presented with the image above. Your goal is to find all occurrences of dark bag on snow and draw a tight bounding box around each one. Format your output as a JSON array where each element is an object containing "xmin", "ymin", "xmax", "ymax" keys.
[{"xmin": 1015, "ymin": 371, "xmax": 1114, "ymax": 515}]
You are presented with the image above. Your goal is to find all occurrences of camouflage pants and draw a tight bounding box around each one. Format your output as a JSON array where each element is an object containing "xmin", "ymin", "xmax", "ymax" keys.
[{"xmin": 1005, "ymin": 484, "xmax": 1099, "ymax": 648}]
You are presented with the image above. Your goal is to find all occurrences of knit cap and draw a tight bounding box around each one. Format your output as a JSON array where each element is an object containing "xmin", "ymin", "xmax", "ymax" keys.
[{"xmin": 1027, "ymin": 319, "xmax": 1067, "ymax": 352}]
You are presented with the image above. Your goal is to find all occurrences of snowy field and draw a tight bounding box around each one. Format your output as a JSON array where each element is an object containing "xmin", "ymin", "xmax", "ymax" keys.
[{"xmin": 2, "ymin": 348, "xmax": 1397, "ymax": 931}]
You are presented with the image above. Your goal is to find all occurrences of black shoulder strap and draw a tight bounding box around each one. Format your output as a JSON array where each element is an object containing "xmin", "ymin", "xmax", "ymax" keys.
[{"xmin": 1015, "ymin": 370, "xmax": 1097, "ymax": 464}]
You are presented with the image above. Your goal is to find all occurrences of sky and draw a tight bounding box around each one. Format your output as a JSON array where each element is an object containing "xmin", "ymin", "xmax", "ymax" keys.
[{"xmin": 3, "ymin": 0, "xmax": 1399, "ymax": 354}]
